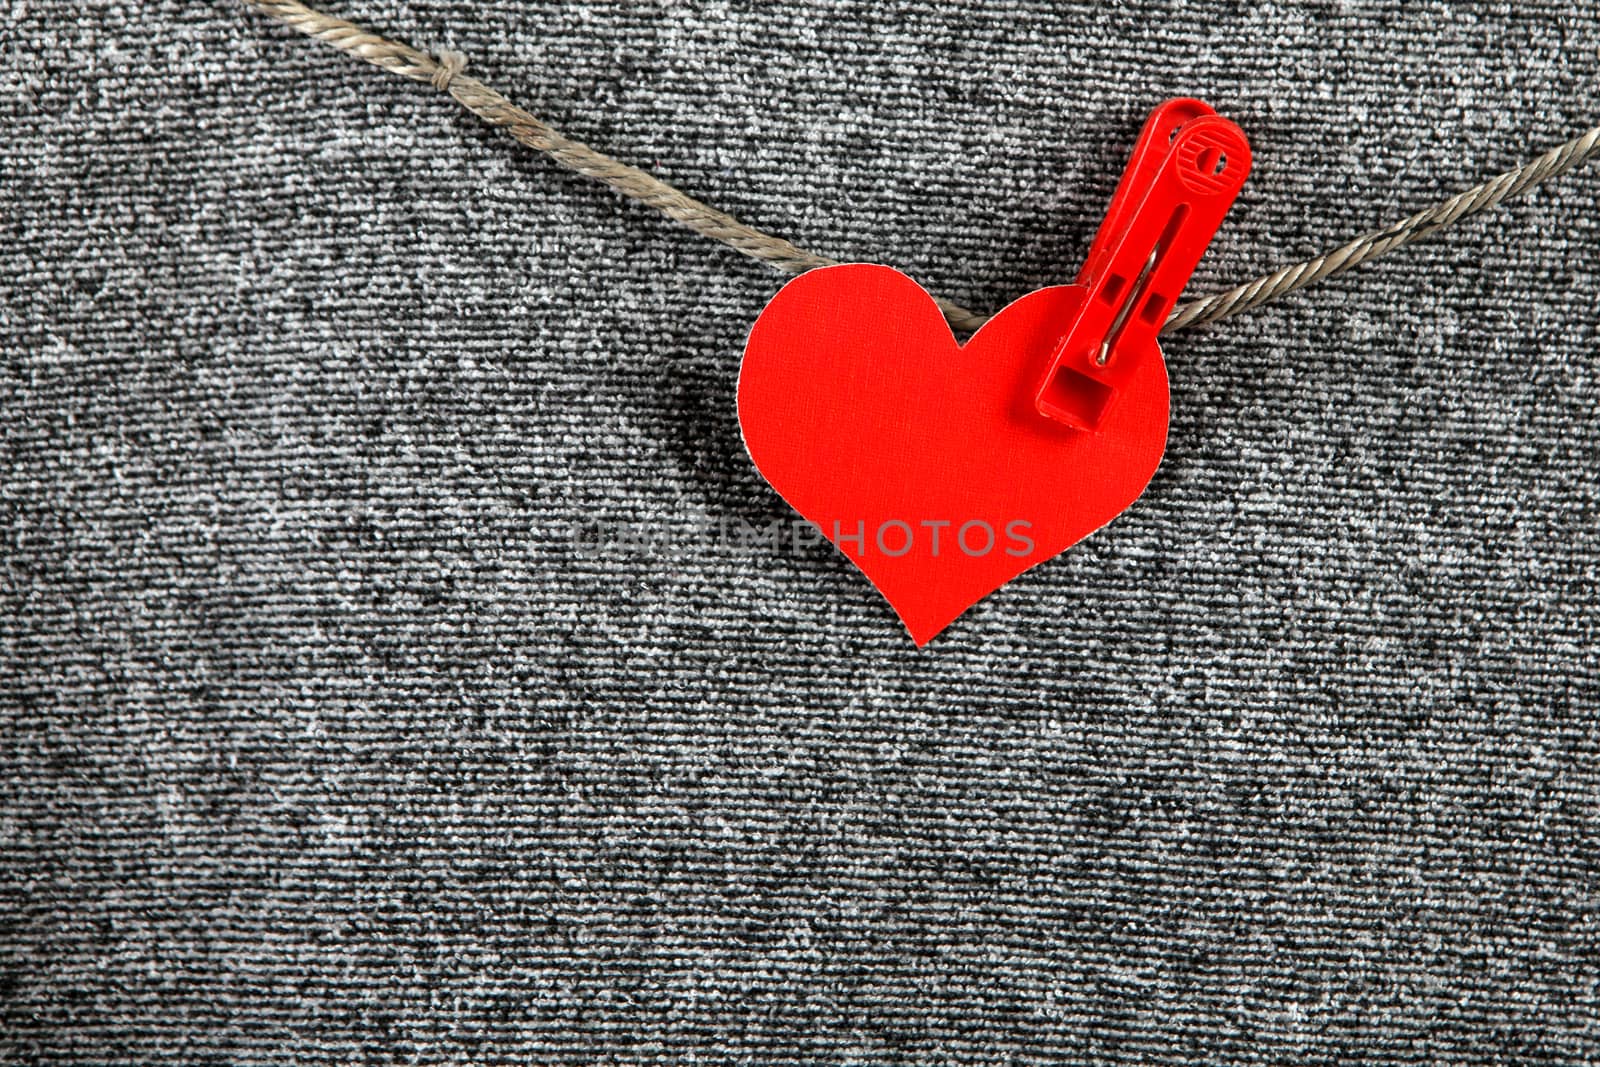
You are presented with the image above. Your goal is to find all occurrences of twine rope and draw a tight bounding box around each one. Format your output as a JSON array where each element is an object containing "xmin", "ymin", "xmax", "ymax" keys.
[{"xmin": 240, "ymin": 0, "xmax": 1600, "ymax": 335}]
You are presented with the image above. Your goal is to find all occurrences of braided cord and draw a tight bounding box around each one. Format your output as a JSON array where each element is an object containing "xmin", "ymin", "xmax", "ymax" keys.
[
  {"xmin": 1165, "ymin": 124, "xmax": 1600, "ymax": 330},
  {"xmin": 241, "ymin": 0, "xmax": 1599, "ymax": 337}
]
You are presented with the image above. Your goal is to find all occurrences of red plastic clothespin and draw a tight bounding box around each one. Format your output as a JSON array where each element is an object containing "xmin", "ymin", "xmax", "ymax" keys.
[{"xmin": 1034, "ymin": 98, "xmax": 1251, "ymax": 431}]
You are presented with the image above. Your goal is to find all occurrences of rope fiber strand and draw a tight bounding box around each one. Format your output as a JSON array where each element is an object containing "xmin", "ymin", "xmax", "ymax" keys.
[{"xmin": 240, "ymin": 0, "xmax": 1600, "ymax": 336}]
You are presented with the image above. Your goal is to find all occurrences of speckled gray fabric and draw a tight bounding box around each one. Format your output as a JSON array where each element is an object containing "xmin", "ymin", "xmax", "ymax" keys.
[{"xmin": 4, "ymin": 2, "xmax": 1600, "ymax": 1063}]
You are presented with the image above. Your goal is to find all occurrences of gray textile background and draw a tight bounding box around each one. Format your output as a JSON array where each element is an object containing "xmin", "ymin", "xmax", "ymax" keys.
[{"xmin": 4, "ymin": 1, "xmax": 1600, "ymax": 1063}]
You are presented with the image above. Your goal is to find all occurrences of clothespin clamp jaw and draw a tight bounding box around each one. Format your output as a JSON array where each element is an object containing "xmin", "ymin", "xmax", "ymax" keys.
[{"xmin": 1035, "ymin": 98, "xmax": 1251, "ymax": 431}]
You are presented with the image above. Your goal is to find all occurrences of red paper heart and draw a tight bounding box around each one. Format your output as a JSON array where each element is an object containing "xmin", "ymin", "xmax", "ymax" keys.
[{"xmin": 738, "ymin": 263, "xmax": 1169, "ymax": 645}]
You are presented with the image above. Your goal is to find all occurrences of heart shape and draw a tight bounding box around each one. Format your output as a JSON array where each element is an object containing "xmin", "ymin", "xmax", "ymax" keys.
[{"xmin": 738, "ymin": 263, "xmax": 1169, "ymax": 645}]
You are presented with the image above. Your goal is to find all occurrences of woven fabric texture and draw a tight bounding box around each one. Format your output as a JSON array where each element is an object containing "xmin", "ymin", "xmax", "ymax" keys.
[{"xmin": 4, "ymin": 2, "xmax": 1599, "ymax": 1063}]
